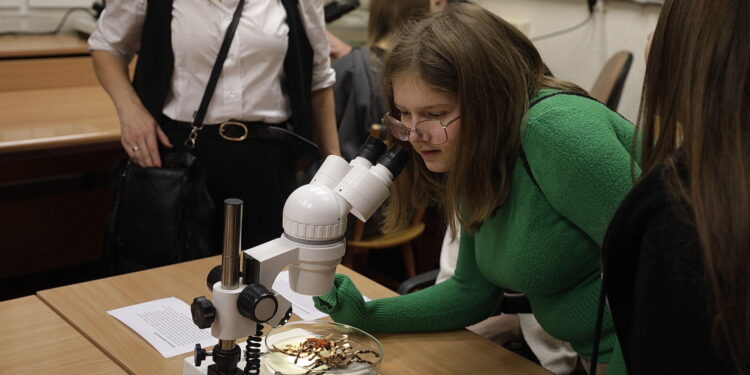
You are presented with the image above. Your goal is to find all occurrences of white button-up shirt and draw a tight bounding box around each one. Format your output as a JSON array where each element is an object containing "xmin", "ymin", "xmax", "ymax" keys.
[{"xmin": 89, "ymin": 0, "xmax": 336, "ymax": 124}]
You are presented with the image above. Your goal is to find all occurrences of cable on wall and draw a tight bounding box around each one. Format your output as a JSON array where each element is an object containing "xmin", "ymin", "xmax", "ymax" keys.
[
  {"xmin": 0, "ymin": 7, "xmax": 94, "ymax": 37},
  {"xmin": 530, "ymin": 0, "xmax": 596, "ymax": 42},
  {"xmin": 530, "ymin": 13, "xmax": 594, "ymax": 42},
  {"xmin": 588, "ymin": 0, "xmax": 598, "ymax": 13}
]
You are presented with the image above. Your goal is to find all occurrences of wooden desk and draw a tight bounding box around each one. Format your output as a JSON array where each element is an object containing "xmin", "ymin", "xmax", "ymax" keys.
[
  {"xmin": 0, "ymin": 296, "xmax": 126, "ymax": 374},
  {"xmin": 0, "ymin": 85, "xmax": 122, "ymax": 285},
  {"xmin": 38, "ymin": 257, "xmax": 551, "ymax": 375},
  {"xmin": 0, "ymin": 33, "xmax": 123, "ymax": 298},
  {"xmin": 0, "ymin": 34, "xmax": 99, "ymax": 90},
  {"xmin": 0, "ymin": 34, "xmax": 88, "ymax": 59},
  {"xmin": 0, "ymin": 85, "xmax": 119, "ymax": 154},
  {"xmin": 0, "ymin": 34, "xmax": 119, "ymax": 155}
]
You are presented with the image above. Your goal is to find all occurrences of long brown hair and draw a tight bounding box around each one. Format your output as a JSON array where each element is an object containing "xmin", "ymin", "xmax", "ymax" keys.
[
  {"xmin": 366, "ymin": 0, "xmax": 431, "ymax": 47},
  {"xmin": 381, "ymin": 3, "xmax": 585, "ymax": 234},
  {"xmin": 639, "ymin": 0, "xmax": 750, "ymax": 372}
]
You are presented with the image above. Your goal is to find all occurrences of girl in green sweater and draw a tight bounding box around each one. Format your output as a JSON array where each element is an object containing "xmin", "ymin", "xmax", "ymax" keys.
[{"xmin": 315, "ymin": 4, "xmax": 637, "ymax": 374}]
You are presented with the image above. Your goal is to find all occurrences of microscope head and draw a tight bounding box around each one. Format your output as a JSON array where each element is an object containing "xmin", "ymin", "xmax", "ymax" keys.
[
  {"xmin": 281, "ymin": 137, "xmax": 403, "ymax": 243},
  {"xmin": 273, "ymin": 138, "xmax": 409, "ymax": 296},
  {"xmin": 335, "ymin": 143, "xmax": 409, "ymax": 222}
]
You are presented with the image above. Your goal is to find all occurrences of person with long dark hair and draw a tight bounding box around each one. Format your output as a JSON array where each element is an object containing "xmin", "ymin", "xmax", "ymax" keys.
[{"xmin": 602, "ymin": 0, "xmax": 750, "ymax": 373}]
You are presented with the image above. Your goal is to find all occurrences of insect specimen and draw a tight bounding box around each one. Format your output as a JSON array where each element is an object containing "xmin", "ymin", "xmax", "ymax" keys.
[{"xmin": 269, "ymin": 335, "xmax": 379, "ymax": 374}]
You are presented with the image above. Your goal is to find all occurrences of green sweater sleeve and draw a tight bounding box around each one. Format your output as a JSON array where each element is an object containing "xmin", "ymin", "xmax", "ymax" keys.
[
  {"xmin": 314, "ymin": 231, "xmax": 504, "ymax": 333},
  {"xmin": 523, "ymin": 96, "xmax": 639, "ymax": 245}
]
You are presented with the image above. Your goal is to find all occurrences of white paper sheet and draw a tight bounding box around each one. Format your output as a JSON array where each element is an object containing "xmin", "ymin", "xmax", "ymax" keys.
[
  {"xmin": 271, "ymin": 271, "xmax": 371, "ymax": 321},
  {"xmin": 107, "ymin": 297, "xmax": 216, "ymax": 358}
]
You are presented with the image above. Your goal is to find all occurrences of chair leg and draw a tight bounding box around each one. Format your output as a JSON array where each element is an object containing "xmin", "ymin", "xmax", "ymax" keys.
[{"xmin": 401, "ymin": 243, "xmax": 417, "ymax": 279}]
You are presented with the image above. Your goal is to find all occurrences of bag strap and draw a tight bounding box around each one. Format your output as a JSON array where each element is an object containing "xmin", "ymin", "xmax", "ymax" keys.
[
  {"xmin": 589, "ymin": 273, "xmax": 608, "ymax": 375},
  {"xmin": 518, "ymin": 91, "xmax": 592, "ymax": 191},
  {"xmin": 281, "ymin": 0, "xmax": 316, "ymax": 143},
  {"xmin": 184, "ymin": 0, "xmax": 247, "ymax": 149}
]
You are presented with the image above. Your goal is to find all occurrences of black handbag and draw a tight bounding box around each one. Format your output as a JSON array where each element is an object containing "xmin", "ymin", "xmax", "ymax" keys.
[
  {"xmin": 105, "ymin": 0, "xmax": 246, "ymax": 274},
  {"xmin": 108, "ymin": 153, "xmax": 216, "ymax": 273}
]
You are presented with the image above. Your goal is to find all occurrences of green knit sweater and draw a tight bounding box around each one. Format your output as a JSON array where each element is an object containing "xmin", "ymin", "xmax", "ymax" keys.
[{"xmin": 315, "ymin": 91, "xmax": 638, "ymax": 374}]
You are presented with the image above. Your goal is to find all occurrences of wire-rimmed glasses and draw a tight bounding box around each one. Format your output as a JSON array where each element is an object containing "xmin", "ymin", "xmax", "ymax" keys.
[{"xmin": 382, "ymin": 112, "xmax": 461, "ymax": 145}]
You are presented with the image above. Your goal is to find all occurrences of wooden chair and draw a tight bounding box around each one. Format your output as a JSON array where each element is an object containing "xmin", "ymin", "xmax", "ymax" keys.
[
  {"xmin": 341, "ymin": 123, "xmax": 424, "ymax": 279},
  {"xmin": 343, "ymin": 206, "xmax": 426, "ymax": 279},
  {"xmin": 589, "ymin": 51, "xmax": 633, "ymax": 111}
]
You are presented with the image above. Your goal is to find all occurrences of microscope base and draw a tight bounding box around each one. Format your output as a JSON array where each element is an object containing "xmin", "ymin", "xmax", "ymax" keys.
[
  {"xmin": 208, "ymin": 365, "xmax": 244, "ymax": 375},
  {"xmin": 183, "ymin": 356, "xmax": 274, "ymax": 375}
]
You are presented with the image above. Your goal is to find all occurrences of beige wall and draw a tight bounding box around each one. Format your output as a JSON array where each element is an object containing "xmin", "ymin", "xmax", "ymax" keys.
[
  {"xmin": 478, "ymin": 0, "xmax": 661, "ymax": 121},
  {"xmin": 0, "ymin": 1, "xmax": 92, "ymax": 33},
  {"xmin": 2, "ymin": 0, "xmax": 661, "ymax": 120},
  {"xmin": 330, "ymin": 0, "xmax": 661, "ymax": 122},
  {"xmin": 0, "ymin": 0, "xmax": 91, "ymax": 7}
]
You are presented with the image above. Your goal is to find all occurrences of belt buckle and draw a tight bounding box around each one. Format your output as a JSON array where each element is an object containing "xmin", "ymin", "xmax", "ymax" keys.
[{"xmin": 219, "ymin": 121, "xmax": 249, "ymax": 142}]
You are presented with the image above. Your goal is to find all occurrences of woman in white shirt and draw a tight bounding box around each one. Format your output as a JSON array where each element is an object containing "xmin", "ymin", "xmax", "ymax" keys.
[{"xmin": 90, "ymin": 0, "xmax": 339, "ymax": 268}]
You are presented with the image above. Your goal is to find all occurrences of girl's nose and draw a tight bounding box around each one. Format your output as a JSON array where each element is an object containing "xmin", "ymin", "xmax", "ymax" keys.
[{"xmin": 407, "ymin": 128, "xmax": 422, "ymax": 143}]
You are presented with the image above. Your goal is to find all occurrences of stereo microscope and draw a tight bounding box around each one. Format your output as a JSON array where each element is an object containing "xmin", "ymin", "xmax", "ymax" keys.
[{"xmin": 184, "ymin": 137, "xmax": 408, "ymax": 375}]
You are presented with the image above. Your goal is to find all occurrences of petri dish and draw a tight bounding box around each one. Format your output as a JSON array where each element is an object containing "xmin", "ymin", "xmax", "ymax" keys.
[{"xmin": 263, "ymin": 320, "xmax": 383, "ymax": 375}]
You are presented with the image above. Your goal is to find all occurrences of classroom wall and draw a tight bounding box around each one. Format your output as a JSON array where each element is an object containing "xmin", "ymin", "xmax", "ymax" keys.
[
  {"xmin": 478, "ymin": 0, "xmax": 661, "ymax": 122},
  {"xmin": 0, "ymin": 0, "xmax": 93, "ymax": 33},
  {"xmin": 1, "ymin": 0, "xmax": 661, "ymax": 121},
  {"xmin": 332, "ymin": 0, "xmax": 661, "ymax": 122},
  {"xmin": 0, "ymin": 0, "xmax": 91, "ymax": 7}
]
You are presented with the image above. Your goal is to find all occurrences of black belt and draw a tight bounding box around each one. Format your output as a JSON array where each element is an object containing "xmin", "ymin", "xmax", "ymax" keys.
[{"xmin": 162, "ymin": 117, "xmax": 318, "ymax": 154}]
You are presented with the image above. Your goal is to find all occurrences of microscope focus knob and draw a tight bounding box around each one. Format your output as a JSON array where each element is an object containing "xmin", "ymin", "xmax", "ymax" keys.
[
  {"xmin": 206, "ymin": 265, "xmax": 222, "ymax": 291},
  {"xmin": 237, "ymin": 284, "xmax": 278, "ymax": 323},
  {"xmin": 194, "ymin": 343, "xmax": 211, "ymax": 367},
  {"xmin": 190, "ymin": 296, "xmax": 216, "ymax": 329}
]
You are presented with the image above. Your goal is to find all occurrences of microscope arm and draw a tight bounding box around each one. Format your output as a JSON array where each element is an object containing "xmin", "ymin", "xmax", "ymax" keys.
[
  {"xmin": 243, "ymin": 234, "xmax": 348, "ymax": 327},
  {"xmin": 243, "ymin": 237, "xmax": 300, "ymax": 287}
]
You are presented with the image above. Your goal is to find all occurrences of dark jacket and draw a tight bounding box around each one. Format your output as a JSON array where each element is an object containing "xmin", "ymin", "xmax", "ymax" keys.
[
  {"xmin": 333, "ymin": 46, "xmax": 385, "ymax": 161},
  {"xmin": 602, "ymin": 165, "xmax": 735, "ymax": 374}
]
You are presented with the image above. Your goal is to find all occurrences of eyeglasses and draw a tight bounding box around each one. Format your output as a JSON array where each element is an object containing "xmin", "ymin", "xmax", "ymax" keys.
[{"xmin": 382, "ymin": 112, "xmax": 461, "ymax": 145}]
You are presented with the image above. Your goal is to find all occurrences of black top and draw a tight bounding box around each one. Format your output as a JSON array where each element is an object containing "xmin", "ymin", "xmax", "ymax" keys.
[
  {"xmin": 602, "ymin": 165, "xmax": 735, "ymax": 374},
  {"xmin": 332, "ymin": 46, "xmax": 385, "ymax": 161}
]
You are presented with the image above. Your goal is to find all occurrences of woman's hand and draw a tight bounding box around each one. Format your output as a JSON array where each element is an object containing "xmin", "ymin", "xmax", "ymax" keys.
[
  {"xmin": 91, "ymin": 50, "xmax": 173, "ymax": 167},
  {"xmin": 326, "ymin": 30, "xmax": 352, "ymax": 60},
  {"xmin": 117, "ymin": 102, "xmax": 172, "ymax": 167}
]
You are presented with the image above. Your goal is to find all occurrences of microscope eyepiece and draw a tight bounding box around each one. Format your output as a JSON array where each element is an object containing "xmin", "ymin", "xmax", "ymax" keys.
[
  {"xmin": 376, "ymin": 143, "xmax": 410, "ymax": 177},
  {"xmin": 356, "ymin": 136, "xmax": 388, "ymax": 164}
]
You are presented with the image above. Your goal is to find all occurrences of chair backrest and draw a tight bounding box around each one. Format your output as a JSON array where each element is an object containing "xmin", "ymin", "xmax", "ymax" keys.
[{"xmin": 589, "ymin": 51, "xmax": 633, "ymax": 111}]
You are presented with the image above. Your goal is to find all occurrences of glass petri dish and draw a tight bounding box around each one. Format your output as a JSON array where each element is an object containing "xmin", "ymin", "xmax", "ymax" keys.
[{"xmin": 263, "ymin": 320, "xmax": 383, "ymax": 375}]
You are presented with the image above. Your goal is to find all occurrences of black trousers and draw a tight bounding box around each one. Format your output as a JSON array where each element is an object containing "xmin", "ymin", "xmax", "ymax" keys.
[{"xmin": 161, "ymin": 118, "xmax": 297, "ymax": 251}]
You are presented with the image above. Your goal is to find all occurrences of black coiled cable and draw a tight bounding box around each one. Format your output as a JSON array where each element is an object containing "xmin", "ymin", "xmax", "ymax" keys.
[{"xmin": 244, "ymin": 323, "xmax": 264, "ymax": 375}]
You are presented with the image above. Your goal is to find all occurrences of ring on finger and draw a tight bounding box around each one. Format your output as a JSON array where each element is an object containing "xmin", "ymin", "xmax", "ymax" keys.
[{"xmin": 132, "ymin": 145, "xmax": 140, "ymax": 152}]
